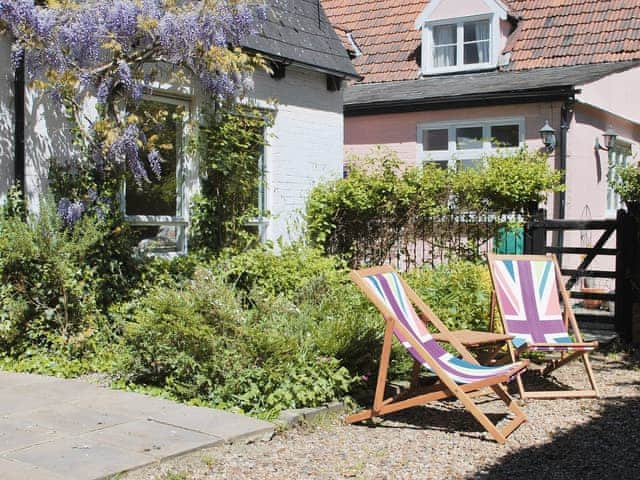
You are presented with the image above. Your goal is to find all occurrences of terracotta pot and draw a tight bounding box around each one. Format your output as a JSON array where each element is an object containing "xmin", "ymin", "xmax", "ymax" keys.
[{"xmin": 581, "ymin": 287, "xmax": 607, "ymax": 309}]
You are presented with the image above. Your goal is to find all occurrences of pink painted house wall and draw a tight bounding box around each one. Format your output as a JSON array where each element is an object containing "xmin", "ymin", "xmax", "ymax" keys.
[{"xmin": 345, "ymin": 101, "xmax": 563, "ymax": 215}]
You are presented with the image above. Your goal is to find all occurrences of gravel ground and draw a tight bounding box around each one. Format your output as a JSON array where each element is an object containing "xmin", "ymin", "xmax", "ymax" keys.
[{"xmin": 125, "ymin": 352, "xmax": 640, "ymax": 480}]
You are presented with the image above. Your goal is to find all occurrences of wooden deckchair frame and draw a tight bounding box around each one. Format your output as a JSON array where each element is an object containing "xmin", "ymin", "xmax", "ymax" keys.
[
  {"xmin": 345, "ymin": 266, "xmax": 527, "ymax": 444},
  {"xmin": 487, "ymin": 253, "xmax": 599, "ymax": 400}
]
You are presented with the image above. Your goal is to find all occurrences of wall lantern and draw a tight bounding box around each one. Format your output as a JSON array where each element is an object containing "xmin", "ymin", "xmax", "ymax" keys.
[
  {"xmin": 539, "ymin": 120, "xmax": 556, "ymax": 153},
  {"xmin": 595, "ymin": 126, "xmax": 618, "ymax": 153}
]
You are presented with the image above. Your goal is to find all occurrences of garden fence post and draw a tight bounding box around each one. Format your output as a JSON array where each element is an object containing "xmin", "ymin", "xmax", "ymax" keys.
[{"xmin": 616, "ymin": 208, "xmax": 636, "ymax": 343}]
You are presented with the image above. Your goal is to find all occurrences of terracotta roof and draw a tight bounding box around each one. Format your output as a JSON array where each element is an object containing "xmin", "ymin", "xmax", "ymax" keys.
[
  {"xmin": 505, "ymin": 0, "xmax": 640, "ymax": 70},
  {"xmin": 322, "ymin": 0, "xmax": 640, "ymax": 84},
  {"xmin": 322, "ymin": 0, "xmax": 425, "ymax": 83}
]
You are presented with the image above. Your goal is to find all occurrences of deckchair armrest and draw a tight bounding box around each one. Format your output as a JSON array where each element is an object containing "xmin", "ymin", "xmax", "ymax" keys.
[{"xmin": 433, "ymin": 330, "xmax": 513, "ymax": 348}]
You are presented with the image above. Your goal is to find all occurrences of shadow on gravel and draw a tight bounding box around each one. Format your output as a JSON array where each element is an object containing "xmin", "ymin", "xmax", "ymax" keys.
[
  {"xmin": 354, "ymin": 401, "xmax": 508, "ymax": 440},
  {"xmin": 469, "ymin": 391, "xmax": 640, "ymax": 480}
]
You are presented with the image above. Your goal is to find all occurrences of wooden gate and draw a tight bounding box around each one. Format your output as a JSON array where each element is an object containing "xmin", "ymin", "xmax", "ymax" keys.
[{"xmin": 524, "ymin": 209, "xmax": 637, "ymax": 342}]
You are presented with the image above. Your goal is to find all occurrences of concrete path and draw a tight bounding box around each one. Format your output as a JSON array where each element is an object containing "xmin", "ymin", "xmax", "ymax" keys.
[{"xmin": 0, "ymin": 371, "xmax": 274, "ymax": 479}]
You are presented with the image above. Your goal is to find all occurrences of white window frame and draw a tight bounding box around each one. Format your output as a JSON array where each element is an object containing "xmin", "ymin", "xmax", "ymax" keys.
[
  {"xmin": 121, "ymin": 93, "xmax": 193, "ymax": 256},
  {"xmin": 417, "ymin": 117, "xmax": 525, "ymax": 168},
  {"xmin": 422, "ymin": 14, "xmax": 500, "ymax": 75},
  {"xmin": 605, "ymin": 140, "xmax": 633, "ymax": 218},
  {"xmin": 243, "ymin": 135, "xmax": 270, "ymax": 242}
]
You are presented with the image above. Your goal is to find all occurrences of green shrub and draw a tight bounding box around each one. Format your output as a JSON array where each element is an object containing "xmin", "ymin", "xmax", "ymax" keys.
[
  {"xmin": 0, "ymin": 199, "xmax": 104, "ymax": 354},
  {"xmin": 119, "ymin": 266, "xmax": 355, "ymax": 418},
  {"xmin": 221, "ymin": 242, "xmax": 348, "ymax": 299},
  {"xmin": 611, "ymin": 163, "xmax": 640, "ymax": 207},
  {"xmin": 405, "ymin": 261, "xmax": 492, "ymax": 331},
  {"xmin": 307, "ymin": 147, "xmax": 563, "ymax": 264}
]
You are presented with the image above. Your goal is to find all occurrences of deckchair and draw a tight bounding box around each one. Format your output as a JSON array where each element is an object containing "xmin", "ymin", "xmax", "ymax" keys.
[
  {"xmin": 487, "ymin": 253, "xmax": 599, "ymax": 400},
  {"xmin": 346, "ymin": 266, "xmax": 528, "ymax": 444}
]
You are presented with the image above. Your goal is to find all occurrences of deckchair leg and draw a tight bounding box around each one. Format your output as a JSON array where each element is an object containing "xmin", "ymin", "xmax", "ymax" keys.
[
  {"xmin": 346, "ymin": 320, "xmax": 395, "ymax": 424},
  {"xmin": 581, "ymin": 353, "xmax": 600, "ymax": 397},
  {"xmin": 505, "ymin": 342, "xmax": 527, "ymax": 401}
]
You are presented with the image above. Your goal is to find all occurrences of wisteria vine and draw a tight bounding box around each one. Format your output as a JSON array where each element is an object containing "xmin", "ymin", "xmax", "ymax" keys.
[{"xmin": 0, "ymin": 0, "xmax": 267, "ymax": 220}]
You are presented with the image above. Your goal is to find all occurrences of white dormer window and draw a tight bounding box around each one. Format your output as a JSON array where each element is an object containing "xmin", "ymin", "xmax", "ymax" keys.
[
  {"xmin": 415, "ymin": 0, "xmax": 509, "ymax": 75},
  {"xmin": 426, "ymin": 16, "xmax": 495, "ymax": 74}
]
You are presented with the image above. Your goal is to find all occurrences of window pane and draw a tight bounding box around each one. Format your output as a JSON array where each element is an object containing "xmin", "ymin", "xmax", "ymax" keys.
[
  {"xmin": 433, "ymin": 24, "xmax": 456, "ymax": 45},
  {"xmin": 126, "ymin": 100, "xmax": 182, "ymax": 216},
  {"xmin": 433, "ymin": 24, "xmax": 457, "ymax": 67},
  {"xmin": 456, "ymin": 127, "xmax": 483, "ymax": 150},
  {"xmin": 464, "ymin": 20, "xmax": 490, "ymax": 42},
  {"xmin": 463, "ymin": 20, "xmax": 490, "ymax": 64},
  {"xmin": 491, "ymin": 125, "xmax": 520, "ymax": 147},
  {"xmin": 132, "ymin": 225, "xmax": 183, "ymax": 254},
  {"xmin": 423, "ymin": 129, "xmax": 449, "ymax": 151},
  {"xmin": 464, "ymin": 40, "xmax": 490, "ymax": 64},
  {"xmin": 434, "ymin": 46, "xmax": 456, "ymax": 67}
]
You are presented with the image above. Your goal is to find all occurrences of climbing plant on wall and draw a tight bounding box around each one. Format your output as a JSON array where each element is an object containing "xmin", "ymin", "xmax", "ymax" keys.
[{"xmin": 0, "ymin": 0, "xmax": 266, "ymax": 220}]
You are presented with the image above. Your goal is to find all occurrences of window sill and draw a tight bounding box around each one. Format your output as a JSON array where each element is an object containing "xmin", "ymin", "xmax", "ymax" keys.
[{"xmin": 421, "ymin": 64, "xmax": 497, "ymax": 76}]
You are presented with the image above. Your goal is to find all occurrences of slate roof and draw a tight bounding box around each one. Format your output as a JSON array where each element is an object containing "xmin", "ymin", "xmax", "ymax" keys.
[
  {"xmin": 322, "ymin": 0, "xmax": 640, "ymax": 84},
  {"xmin": 243, "ymin": 0, "xmax": 359, "ymax": 78},
  {"xmin": 344, "ymin": 62, "xmax": 640, "ymax": 112}
]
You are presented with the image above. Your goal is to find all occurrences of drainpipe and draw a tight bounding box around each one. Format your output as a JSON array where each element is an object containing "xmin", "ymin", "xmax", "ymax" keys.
[
  {"xmin": 14, "ymin": 55, "xmax": 25, "ymax": 201},
  {"xmin": 556, "ymin": 99, "xmax": 572, "ymax": 263}
]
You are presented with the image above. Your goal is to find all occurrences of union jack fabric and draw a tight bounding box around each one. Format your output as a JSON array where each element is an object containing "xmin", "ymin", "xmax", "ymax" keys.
[
  {"xmin": 364, "ymin": 272, "xmax": 526, "ymax": 384},
  {"xmin": 491, "ymin": 259, "xmax": 595, "ymax": 351}
]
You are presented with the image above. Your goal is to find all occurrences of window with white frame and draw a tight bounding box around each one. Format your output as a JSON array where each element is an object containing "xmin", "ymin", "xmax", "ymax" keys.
[
  {"xmin": 425, "ymin": 16, "xmax": 495, "ymax": 74},
  {"xmin": 418, "ymin": 118, "xmax": 524, "ymax": 169},
  {"xmin": 124, "ymin": 95, "xmax": 191, "ymax": 255},
  {"xmin": 606, "ymin": 141, "xmax": 632, "ymax": 216}
]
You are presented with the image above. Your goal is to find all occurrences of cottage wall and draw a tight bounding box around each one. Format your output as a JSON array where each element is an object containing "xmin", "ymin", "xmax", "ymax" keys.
[
  {"xmin": 0, "ymin": 49, "xmax": 344, "ymax": 246},
  {"xmin": 0, "ymin": 37, "xmax": 14, "ymax": 202},
  {"xmin": 252, "ymin": 67, "xmax": 345, "ymax": 243},
  {"xmin": 344, "ymin": 101, "xmax": 563, "ymax": 214}
]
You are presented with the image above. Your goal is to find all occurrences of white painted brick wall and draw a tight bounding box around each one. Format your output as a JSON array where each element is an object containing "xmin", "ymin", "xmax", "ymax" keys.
[
  {"xmin": 0, "ymin": 37, "xmax": 14, "ymax": 201},
  {"xmin": 252, "ymin": 67, "xmax": 344, "ymax": 243},
  {"xmin": 0, "ymin": 54, "xmax": 345, "ymax": 246}
]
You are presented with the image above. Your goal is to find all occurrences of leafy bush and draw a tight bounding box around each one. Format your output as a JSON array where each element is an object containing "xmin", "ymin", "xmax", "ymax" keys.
[
  {"xmin": 221, "ymin": 242, "xmax": 348, "ymax": 299},
  {"xmin": 119, "ymin": 266, "xmax": 355, "ymax": 418},
  {"xmin": 307, "ymin": 147, "xmax": 563, "ymax": 265},
  {"xmin": 405, "ymin": 261, "xmax": 492, "ymax": 331},
  {"xmin": 0, "ymin": 198, "xmax": 103, "ymax": 353},
  {"xmin": 611, "ymin": 163, "xmax": 640, "ymax": 207}
]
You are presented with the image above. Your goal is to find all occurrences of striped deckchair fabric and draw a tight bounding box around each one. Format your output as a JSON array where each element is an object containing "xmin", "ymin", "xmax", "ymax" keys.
[
  {"xmin": 491, "ymin": 258, "xmax": 596, "ymax": 351},
  {"xmin": 346, "ymin": 266, "xmax": 528, "ymax": 444},
  {"xmin": 488, "ymin": 254, "xmax": 599, "ymax": 400},
  {"xmin": 365, "ymin": 271, "xmax": 527, "ymax": 384}
]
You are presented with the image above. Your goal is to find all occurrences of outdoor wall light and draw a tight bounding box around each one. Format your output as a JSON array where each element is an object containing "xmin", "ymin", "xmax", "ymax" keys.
[
  {"xmin": 595, "ymin": 127, "xmax": 618, "ymax": 152},
  {"xmin": 539, "ymin": 120, "xmax": 556, "ymax": 153}
]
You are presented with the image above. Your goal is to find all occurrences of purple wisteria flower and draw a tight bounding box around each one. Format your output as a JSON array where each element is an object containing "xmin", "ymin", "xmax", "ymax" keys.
[
  {"xmin": 1, "ymin": 0, "xmax": 269, "ymax": 182},
  {"xmin": 57, "ymin": 197, "xmax": 85, "ymax": 226}
]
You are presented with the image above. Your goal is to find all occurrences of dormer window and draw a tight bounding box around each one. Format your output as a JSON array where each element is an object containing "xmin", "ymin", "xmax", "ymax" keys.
[
  {"xmin": 415, "ymin": 0, "xmax": 509, "ymax": 76},
  {"xmin": 426, "ymin": 17, "xmax": 494, "ymax": 74}
]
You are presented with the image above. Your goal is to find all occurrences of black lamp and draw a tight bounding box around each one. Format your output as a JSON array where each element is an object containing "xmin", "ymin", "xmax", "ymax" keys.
[
  {"xmin": 539, "ymin": 120, "xmax": 556, "ymax": 153},
  {"xmin": 595, "ymin": 126, "xmax": 618, "ymax": 152}
]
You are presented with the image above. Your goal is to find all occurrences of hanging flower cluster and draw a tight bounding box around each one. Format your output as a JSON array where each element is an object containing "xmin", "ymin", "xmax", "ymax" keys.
[{"xmin": 0, "ymin": 0, "xmax": 267, "ymax": 195}]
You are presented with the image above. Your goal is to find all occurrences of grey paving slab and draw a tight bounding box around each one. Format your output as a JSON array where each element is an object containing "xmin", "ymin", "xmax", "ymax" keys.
[
  {"xmin": 70, "ymin": 387, "xmax": 180, "ymax": 418},
  {"xmin": 4, "ymin": 437, "xmax": 155, "ymax": 480},
  {"xmin": 80, "ymin": 419, "xmax": 222, "ymax": 460},
  {"xmin": 0, "ymin": 371, "xmax": 66, "ymax": 389},
  {"xmin": 0, "ymin": 457, "xmax": 67, "ymax": 480},
  {"xmin": 3, "ymin": 403, "xmax": 133, "ymax": 436},
  {"xmin": 0, "ymin": 417, "xmax": 62, "ymax": 454},
  {"xmin": 150, "ymin": 404, "xmax": 275, "ymax": 442},
  {"xmin": 0, "ymin": 371, "xmax": 275, "ymax": 479},
  {"xmin": 0, "ymin": 380, "xmax": 99, "ymax": 416}
]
